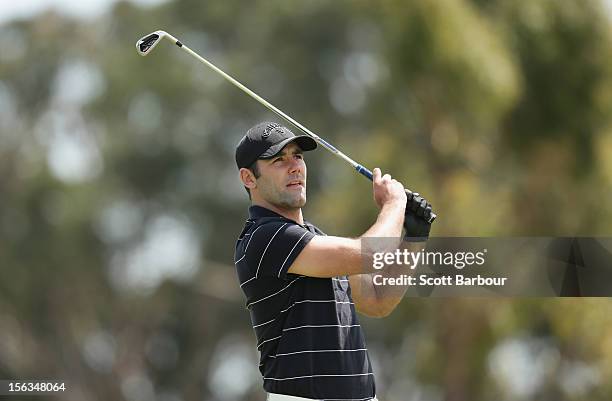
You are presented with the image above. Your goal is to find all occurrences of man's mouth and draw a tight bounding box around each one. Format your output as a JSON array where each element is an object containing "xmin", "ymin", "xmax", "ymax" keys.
[{"xmin": 286, "ymin": 180, "xmax": 305, "ymax": 189}]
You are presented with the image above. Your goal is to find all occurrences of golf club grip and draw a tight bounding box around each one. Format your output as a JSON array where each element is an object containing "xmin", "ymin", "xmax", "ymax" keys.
[{"xmin": 355, "ymin": 165, "xmax": 437, "ymax": 223}]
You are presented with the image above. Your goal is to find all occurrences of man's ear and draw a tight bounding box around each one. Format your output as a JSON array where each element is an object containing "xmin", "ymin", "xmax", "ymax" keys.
[{"xmin": 239, "ymin": 168, "xmax": 257, "ymax": 190}]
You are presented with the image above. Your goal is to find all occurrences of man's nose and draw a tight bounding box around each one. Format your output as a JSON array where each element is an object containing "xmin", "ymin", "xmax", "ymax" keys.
[{"xmin": 288, "ymin": 157, "xmax": 303, "ymax": 174}]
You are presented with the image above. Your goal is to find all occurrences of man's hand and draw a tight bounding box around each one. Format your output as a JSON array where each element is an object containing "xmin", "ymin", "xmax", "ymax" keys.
[
  {"xmin": 372, "ymin": 168, "xmax": 407, "ymax": 209},
  {"xmin": 404, "ymin": 192, "xmax": 433, "ymax": 240}
]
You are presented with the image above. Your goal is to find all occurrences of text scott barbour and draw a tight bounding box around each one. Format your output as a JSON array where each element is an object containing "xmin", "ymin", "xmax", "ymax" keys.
[{"xmin": 371, "ymin": 248, "xmax": 508, "ymax": 287}]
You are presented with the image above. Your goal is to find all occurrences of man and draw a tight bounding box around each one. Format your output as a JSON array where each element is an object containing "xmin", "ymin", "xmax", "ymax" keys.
[{"xmin": 234, "ymin": 122, "xmax": 432, "ymax": 401}]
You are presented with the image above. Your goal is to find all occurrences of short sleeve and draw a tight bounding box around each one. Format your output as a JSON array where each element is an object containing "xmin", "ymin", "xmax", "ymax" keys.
[{"xmin": 243, "ymin": 221, "xmax": 315, "ymax": 280}]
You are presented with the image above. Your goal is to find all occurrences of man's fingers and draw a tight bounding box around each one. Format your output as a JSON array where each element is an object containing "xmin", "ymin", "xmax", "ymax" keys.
[
  {"xmin": 406, "ymin": 193, "xmax": 432, "ymax": 219},
  {"xmin": 373, "ymin": 167, "xmax": 381, "ymax": 184},
  {"xmin": 416, "ymin": 200, "xmax": 428, "ymax": 217}
]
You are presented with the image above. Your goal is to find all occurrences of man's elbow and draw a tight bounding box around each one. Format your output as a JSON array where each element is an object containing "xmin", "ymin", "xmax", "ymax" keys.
[
  {"xmin": 356, "ymin": 302, "xmax": 395, "ymax": 318},
  {"xmin": 369, "ymin": 308, "xmax": 393, "ymax": 318}
]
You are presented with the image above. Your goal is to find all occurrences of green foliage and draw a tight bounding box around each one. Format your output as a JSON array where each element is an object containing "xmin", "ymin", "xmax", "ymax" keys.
[{"xmin": 1, "ymin": 1, "xmax": 612, "ymax": 400}]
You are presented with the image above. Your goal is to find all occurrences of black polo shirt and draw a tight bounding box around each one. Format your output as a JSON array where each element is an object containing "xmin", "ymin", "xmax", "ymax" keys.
[{"xmin": 234, "ymin": 206, "xmax": 376, "ymax": 400}]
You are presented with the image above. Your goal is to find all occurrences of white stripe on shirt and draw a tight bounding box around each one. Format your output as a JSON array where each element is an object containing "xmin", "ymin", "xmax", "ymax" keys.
[
  {"xmin": 246, "ymin": 277, "xmax": 302, "ymax": 309},
  {"xmin": 237, "ymin": 224, "xmax": 275, "ymax": 285},
  {"xmin": 280, "ymin": 299, "xmax": 354, "ymax": 314},
  {"xmin": 252, "ymin": 300, "xmax": 354, "ymax": 329},
  {"xmin": 253, "ymin": 317, "xmax": 277, "ymax": 329},
  {"xmin": 242, "ymin": 225, "xmax": 264, "ymax": 255},
  {"xmin": 282, "ymin": 324, "xmax": 361, "ymax": 332},
  {"xmin": 255, "ymin": 223, "xmax": 288, "ymax": 279},
  {"xmin": 236, "ymin": 232, "xmax": 251, "ymax": 242},
  {"xmin": 263, "ymin": 373, "xmax": 374, "ymax": 381},
  {"xmin": 257, "ymin": 335, "xmax": 282, "ymax": 349},
  {"xmin": 278, "ymin": 231, "xmax": 309, "ymax": 278},
  {"xmin": 240, "ymin": 275, "xmax": 256, "ymax": 288},
  {"xmin": 273, "ymin": 348, "xmax": 368, "ymax": 357}
]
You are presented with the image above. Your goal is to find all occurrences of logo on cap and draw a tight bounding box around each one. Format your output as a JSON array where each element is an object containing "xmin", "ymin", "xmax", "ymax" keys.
[{"xmin": 263, "ymin": 122, "xmax": 282, "ymax": 138}]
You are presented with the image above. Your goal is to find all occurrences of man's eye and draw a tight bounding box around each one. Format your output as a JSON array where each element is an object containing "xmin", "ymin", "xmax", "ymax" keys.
[
  {"xmin": 273, "ymin": 158, "xmax": 283, "ymax": 163},
  {"xmin": 295, "ymin": 154, "xmax": 303, "ymax": 159}
]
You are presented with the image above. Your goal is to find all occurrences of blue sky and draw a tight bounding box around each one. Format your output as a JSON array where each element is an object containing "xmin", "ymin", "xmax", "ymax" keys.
[
  {"xmin": 1, "ymin": 0, "xmax": 610, "ymax": 26},
  {"xmin": 0, "ymin": 0, "xmax": 168, "ymax": 25}
]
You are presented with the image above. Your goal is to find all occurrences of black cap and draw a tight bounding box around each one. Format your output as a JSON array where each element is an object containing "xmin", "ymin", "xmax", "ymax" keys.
[{"xmin": 235, "ymin": 122, "xmax": 317, "ymax": 169}]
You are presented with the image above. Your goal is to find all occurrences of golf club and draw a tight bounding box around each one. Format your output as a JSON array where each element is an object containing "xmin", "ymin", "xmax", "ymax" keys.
[{"xmin": 136, "ymin": 30, "xmax": 436, "ymax": 223}]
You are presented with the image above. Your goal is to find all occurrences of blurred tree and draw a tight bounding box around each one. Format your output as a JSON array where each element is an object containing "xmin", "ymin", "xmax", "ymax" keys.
[{"xmin": 1, "ymin": 1, "xmax": 612, "ymax": 400}]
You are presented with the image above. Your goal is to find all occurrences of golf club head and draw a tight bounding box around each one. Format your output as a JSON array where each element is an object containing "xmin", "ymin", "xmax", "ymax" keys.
[{"xmin": 136, "ymin": 30, "xmax": 169, "ymax": 56}]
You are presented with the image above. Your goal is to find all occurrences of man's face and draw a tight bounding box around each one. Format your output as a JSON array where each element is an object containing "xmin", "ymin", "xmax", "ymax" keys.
[{"xmin": 254, "ymin": 142, "xmax": 307, "ymax": 209}]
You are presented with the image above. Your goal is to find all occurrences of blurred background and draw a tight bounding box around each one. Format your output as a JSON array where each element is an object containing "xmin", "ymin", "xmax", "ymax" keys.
[{"xmin": 1, "ymin": 0, "xmax": 612, "ymax": 400}]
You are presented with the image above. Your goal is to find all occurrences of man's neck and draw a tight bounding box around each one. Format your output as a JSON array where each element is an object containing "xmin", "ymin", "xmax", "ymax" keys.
[{"xmin": 252, "ymin": 199, "xmax": 304, "ymax": 225}]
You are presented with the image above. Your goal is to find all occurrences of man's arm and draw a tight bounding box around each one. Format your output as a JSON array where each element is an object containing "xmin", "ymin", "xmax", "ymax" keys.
[
  {"xmin": 349, "ymin": 240, "xmax": 425, "ymax": 318},
  {"xmin": 287, "ymin": 168, "xmax": 406, "ymax": 278},
  {"xmin": 351, "ymin": 192, "xmax": 433, "ymax": 318}
]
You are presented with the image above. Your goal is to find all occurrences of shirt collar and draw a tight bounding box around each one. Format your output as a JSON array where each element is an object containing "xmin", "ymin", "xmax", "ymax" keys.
[
  {"xmin": 248, "ymin": 205, "xmax": 286, "ymax": 220},
  {"xmin": 248, "ymin": 205, "xmax": 315, "ymax": 231}
]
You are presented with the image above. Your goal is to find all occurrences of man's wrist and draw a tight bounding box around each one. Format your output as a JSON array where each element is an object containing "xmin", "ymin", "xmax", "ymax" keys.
[
  {"xmin": 402, "ymin": 212, "xmax": 431, "ymax": 241},
  {"xmin": 403, "ymin": 233, "xmax": 429, "ymax": 243},
  {"xmin": 381, "ymin": 200, "xmax": 406, "ymax": 214}
]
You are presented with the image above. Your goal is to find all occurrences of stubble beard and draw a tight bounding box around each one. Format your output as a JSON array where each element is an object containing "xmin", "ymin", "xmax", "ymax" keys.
[
  {"xmin": 275, "ymin": 187, "xmax": 306, "ymax": 210},
  {"xmin": 260, "ymin": 180, "xmax": 306, "ymax": 210}
]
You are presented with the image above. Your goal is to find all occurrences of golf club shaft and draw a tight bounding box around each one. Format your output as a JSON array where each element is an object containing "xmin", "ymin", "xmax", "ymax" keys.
[
  {"xmin": 179, "ymin": 46, "xmax": 368, "ymax": 171},
  {"xmin": 167, "ymin": 35, "xmax": 436, "ymax": 222}
]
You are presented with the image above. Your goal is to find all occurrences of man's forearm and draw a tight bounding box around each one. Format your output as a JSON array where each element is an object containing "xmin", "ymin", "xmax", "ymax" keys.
[
  {"xmin": 371, "ymin": 240, "xmax": 425, "ymax": 308},
  {"xmin": 352, "ymin": 188, "xmax": 433, "ymax": 317},
  {"xmin": 351, "ymin": 240, "xmax": 426, "ymax": 317},
  {"xmin": 363, "ymin": 202, "xmax": 405, "ymax": 239},
  {"xmin": 358, "ymin": 202, "xmax": 405, "ymax": 272}
]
